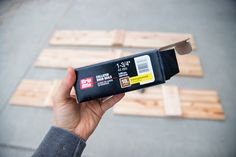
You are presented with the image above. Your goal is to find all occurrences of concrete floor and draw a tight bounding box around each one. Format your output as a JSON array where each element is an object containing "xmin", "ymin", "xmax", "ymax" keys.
[{"xmin": 0, "ymin": 0, "xmax": 236, "ymax": 156}]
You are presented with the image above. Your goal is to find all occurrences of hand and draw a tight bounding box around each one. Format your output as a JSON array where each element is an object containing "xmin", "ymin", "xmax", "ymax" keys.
[{"xmin": 52, "ymin": 67, "xmax": 125, "ymax": 141}]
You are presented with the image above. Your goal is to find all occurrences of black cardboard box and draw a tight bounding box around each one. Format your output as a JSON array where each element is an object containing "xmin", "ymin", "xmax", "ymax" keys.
[{"xmin": 74, "ymin": 48, "xmax": 179, "ymax": 102}]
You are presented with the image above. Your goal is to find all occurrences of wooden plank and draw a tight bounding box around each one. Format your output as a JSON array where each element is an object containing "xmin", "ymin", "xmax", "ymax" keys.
[
  {"xmin": 113, "ymin": 99, "xmax": 165, "ymax": 117},
  {"xmin": 49, "ymin": 30, "xmax": 196, "ymax": 50},
  {"xmin": 34, "ymin": 49, "xmax": 203, "ymax": 77},
  {"xmin": 50, "ymin": 30, "xmax": 113, "ymax": 46},
  {"xmin": 162, "ymin": 85, "xmax": 182, "ymax": 116},
  {"xmin": 9, "ymin": 80, "xmax": 224, "ymax": 120},
  {"xmin": 112, "ymin": 30, "xmax": 126, "ymax": 46},
  {"xmin": 34, "ymin": 49, "xmax": 119, "ymax": 68},
  {"xmin": 181, "ymin": 102, "xmax": 224, "ymax": 120},
  {"xmin": 124, "ymin": 31, "xmax": 196, "ymax": 50},
  {"xmin": 10, "ymin": 80, "xmax": 61, "ymax": 107},
  {"xmin": 9, "ymin": 80, "xmax": 53, "ymax": 107},
  {"xmin": 114, "ymin": 85, "xmax": 224, "ymax": 120},
  {"xmin": 44, "ymin": 80, "xmax": 61, "ymax": 106}
]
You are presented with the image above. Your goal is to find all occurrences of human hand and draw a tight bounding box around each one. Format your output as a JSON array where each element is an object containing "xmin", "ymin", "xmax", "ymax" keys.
[{"xmin": 52, "ymin": 67, "xmax": 125, "ymax": 141}]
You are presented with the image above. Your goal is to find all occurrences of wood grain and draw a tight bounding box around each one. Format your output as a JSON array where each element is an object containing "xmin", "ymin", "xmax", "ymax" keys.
[
  {"xmin": 34, "ymin": 49, "xmax": 203, "ymax": 77},
  {"xmin": 162, "ymin": 85, "xmax": 182, "ymax": 116},
  {"xmin": 34, "ymin": 49, "xmax": 118, "ymax": 68},
  {"xmin": 49, "ymin": 30, "xmax": 196, "ymax": 50},
  {"xmin": 114, "ymin": 85, "xmax": 224, "ymax": 120},
  {"xmin": 9, "ymin": 80, "xmax": 53, "ymax": 107},
  {"xmin": 9, "ymin": 80, "xmax": 224, "ymax": 120},
  {"xmin": 112, "ymin": 30, "xmax": 126, "ymax": 46}
]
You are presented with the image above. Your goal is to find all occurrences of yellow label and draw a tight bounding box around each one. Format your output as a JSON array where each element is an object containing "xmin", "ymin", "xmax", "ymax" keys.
[{"xmin": 130, "ymin": 73, "xmax": 153, "ymax": 85}]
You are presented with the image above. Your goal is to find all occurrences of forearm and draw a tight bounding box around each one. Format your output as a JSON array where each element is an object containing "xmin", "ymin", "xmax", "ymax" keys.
[{"xmin": 32, "ymin": 126, "xmax": 86, "ymax": 157}]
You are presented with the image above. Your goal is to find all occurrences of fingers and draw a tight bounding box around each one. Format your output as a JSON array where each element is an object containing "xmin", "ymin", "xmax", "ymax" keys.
[
  {"xmin": 101, "ymin": 93, "xmax": 125, "ymax": 112},
  {"xmin": 70, "ymin": 87, "xmax": 76, "ymax": 97},
  {"xmin": 54, "ymin": 67, "xmax": 76, "ymax": 102},
  {"xmin": 99, "ymin": 96, "xmax": 110, "ymax": 103}
]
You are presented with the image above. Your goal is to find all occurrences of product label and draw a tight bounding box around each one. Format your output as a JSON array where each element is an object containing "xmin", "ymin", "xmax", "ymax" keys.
[
  {"xmin": 96, "ymin": 73, "xmax": 114, "ymax": 87},
  {"xmin": 130, "ymin": 72, "xmax": 153, "ymax": 85},
  {"xmin": 134, "ymin": 55, "xmax": 155, "ymax": 85},
  {"xmin": 79, "ymin": 55, "xmax": 155, "ymax": 90},
  {"xmin": 80, "ymin": 77, "xmax": 94, "ymax": 90},
  {"xmin": 75, "ymin": 49, "xmax": 169, "ymax": 102},
  {"xmin": 117, "ymin": 55, "xmax": 155, "ymax": 88},
  {"xmin": 119, "ymin": 76, "xmax": 131, "ymax": 88}
]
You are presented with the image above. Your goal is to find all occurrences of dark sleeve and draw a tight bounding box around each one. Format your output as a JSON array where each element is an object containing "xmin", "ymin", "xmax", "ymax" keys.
[{"xmin": 32, "ymin": 126, "xmax": 86, "ymax": 157}]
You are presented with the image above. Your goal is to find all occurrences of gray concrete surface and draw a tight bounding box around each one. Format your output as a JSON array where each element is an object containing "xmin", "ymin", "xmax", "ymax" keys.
[{"xmin": 0, "ymin": 0, "xmax": 236, "ymax": 156}]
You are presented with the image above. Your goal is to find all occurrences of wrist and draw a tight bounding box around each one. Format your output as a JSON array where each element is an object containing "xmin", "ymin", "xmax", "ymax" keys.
[
  {"xmin": 74, "ymin": 126, "xmax": 89, "ymax": 141},
  {"xmin": 53, "ymin": 125, "xmax": 87, "ymax": 142},
  {"xmin": 53, "ymin": 120, "xmax": 88, "ymax": 140}
]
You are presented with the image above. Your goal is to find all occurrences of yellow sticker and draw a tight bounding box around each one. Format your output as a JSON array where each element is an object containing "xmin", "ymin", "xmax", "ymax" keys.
[{"xmin": 130, "ymin": 73, "xmax": 153, "ymax": 85}]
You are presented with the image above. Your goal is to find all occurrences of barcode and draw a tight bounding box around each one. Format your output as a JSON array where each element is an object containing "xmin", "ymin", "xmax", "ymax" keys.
[
  {"xmin": 134, "ymin": 55, "xmax": 155, "ymax": 85},
  {"xmin": 136, "ymin": 58, "xmax": 150, "ymax": 73}
]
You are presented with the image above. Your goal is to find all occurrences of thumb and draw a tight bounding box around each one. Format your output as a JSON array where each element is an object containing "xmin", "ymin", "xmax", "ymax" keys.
[{"xmin": 54, "ymin": 67, "xmax": 76, "ymax": 102}]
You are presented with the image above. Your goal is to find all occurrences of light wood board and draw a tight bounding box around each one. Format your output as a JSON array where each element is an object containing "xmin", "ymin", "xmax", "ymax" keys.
[
  {"xmin": 10, "ymin": 80, "xmax": 51, "ymax": 107},
  {"xmin": 34, "ymin": 49, "xmax": 118, "ymax": 69},
  {"xmin": 9, "ymin": 80, "xmax": 224, "ymax": 120},
  {"xmin": 162, "ymin": 85, "xmax": 182, "ymax": 116},
  {"xmin": 9, "ymin": 80, "xmax": 61, "ymax": 107},
  {"xmin": 49, "ymin": 30, "xmax": 196, "ymax": 50},
  {"xmin": 35, "ymin": 49, "xmax": 203, "ymax": 77},
  {"xmin": 113, "ymin": 85, "xmax": 224, "ymax": 120}
]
